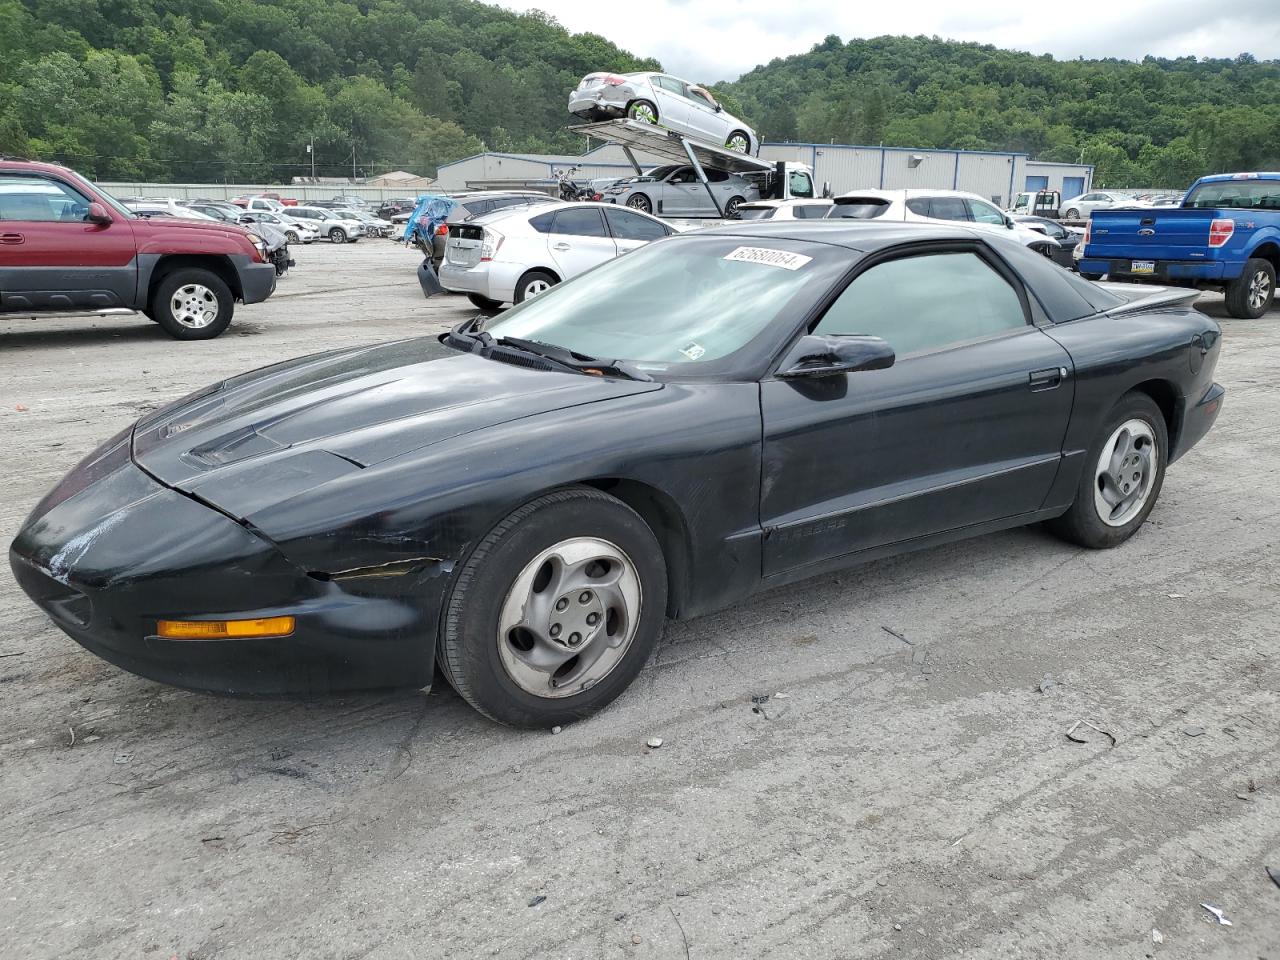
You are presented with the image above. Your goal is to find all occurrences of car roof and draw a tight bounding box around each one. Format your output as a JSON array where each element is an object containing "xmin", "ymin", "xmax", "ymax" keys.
[
  {"xmin": 739, "ymin": 198, "xmax": 834, "ymax": 209},
  {"xmin": 835, "ymin": 188, "xmax": 994, "ymax": 202}
]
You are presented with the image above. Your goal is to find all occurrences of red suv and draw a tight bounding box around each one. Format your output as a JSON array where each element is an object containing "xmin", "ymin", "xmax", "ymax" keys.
[{"xmin": 0, "ymin": 160, "xmax": 277, "ymax": 339}]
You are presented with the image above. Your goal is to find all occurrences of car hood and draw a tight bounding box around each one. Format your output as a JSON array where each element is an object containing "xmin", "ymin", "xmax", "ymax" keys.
[
  {"xmin": 131, "ymin": 339, "xmax": 663, "ymax": 516},
  {"xmin": 129, "ymin": 215, "xmax": 252, "ymax": 242}
]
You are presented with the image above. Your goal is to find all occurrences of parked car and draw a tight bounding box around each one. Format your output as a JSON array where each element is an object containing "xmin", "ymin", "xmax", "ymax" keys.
[
  {"xmin": 237, "ymin": 210, "xmax": 321, "ymax": 245},
  {"xmin": 232, "ymin": 196, "xmax": 285, "ymax": 213},
  {"xmin": 1079, "ymin": 171, "xmax": 1280, "ymax": 318},
  {"xmin": 378, "ymin": 198, "xmax": 418, "ymax": 220},
  {"xmin": 732, "ymin": 198, "xmax": 834, "ymax": 221},
  {"xmin": 602, "ymin": 163, "xmax": 758, "ymax": 217},
  {"xmin": 0, "ymin": 159, "xmax": 275, "ymax": 338},
  {"xmin": 438, "ymin": 201, "xmax": 675, "ymax": 309},
  {"xmin": 330, "ymin": 195, "xmax": 368, "ymax": 209},
  {"xmin": 10, "ymin": 221, "xmax": 1225, "ymax": 728},
  {"xmin": 1008, "ymin": 190, "xmax": 1061, "ymax": 218},
  {"xmin": 1060, "ymin": 191, "xmax": 1134, "ymax": 219},
  {"xmin": 1013, "ymin": 215, "xmax": 1082, "ymax": 269},
  {"xmin": 404, "ymin": 192, "xmax": 554, "ymax": 264},
  {"xmin": 180, "ymin": 200, "xmax": 245, "ymax": 222},
  {"xmin": 569, "ymin": 71, "xmax": 759, "ymax": 153},
  {"xmin": 286, "ymin": 205, "xmax": 366, "ymax": 243},
  {"xmin": 826, "ymin": 189, "xmax": 1057, "ymax": 255},
  {"xmin": 126, "ymin": 200, "xmax": 220, "ymax": 221},
  {"xmin": 334, "ymin": 208, "xmax": 394, "ymax": 237}
]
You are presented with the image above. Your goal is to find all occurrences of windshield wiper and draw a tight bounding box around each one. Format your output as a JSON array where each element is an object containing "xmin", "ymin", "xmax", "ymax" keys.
[{"xmin": 443, "ymin": 320, "xmax": 650, "ymax": 381}]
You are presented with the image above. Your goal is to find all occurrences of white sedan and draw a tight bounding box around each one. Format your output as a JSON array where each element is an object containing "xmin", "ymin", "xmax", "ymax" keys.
[
  {"xmin": 439, "ymin": 201, "xmax": 677, "ymax": 310},
  {"xmin": 286, "ymin": 205, "xmax": 366, "ymax": 243},
  {"xmin": 569, "ymin": 72, "xmax": 759, "ymax": 154},
  {"xmin": 826, "ymin": 189, "xmax": 1057, "ymax": 254}
]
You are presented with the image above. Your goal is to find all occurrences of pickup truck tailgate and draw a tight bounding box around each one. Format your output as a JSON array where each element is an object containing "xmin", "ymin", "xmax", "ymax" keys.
[{"xmin": 1086, "ymin": 207, "xmax": 1219, "ymax": 259}]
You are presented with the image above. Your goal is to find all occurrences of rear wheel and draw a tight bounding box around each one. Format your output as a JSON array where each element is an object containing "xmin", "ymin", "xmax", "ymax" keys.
[
  {"xmin": 440, "ymin": 487, "xmax": 667, "ymax": 727},
  {"xmin": 627, "ymin": 99, "xmax": 658, "ymax": 125},
  {"xmin": 514, "ymin": 270, "xmax": 556, "ymax": 303},
  {"xmin": 1224, "ymin": 257, "xmax": 1275, "ymax": 319},
  {"xmin": 1080, "ymin": 272, "xmax": 1103, "ymax": 281},
  {"xmin": 467, "ymin": 293, "xmax": 503, "ymax": 312},
  {"xmin": 285, "ymin": 230, "xmax": 300, "ymax": 243},
  {"xmin": 1047, "ymin": 391, "xmax": 1166, "ymax": 549},
  {"xmin": 150, "ymin": 268, "xmax": 234, "ymax": 340},
  {"xmin": 626, "ymin": 193, "xmax": 652, "ymax": 214}
]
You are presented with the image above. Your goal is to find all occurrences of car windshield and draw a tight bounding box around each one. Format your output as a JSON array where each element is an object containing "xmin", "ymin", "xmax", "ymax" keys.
[
  {"xmin": 1184, "ymin": 179, "xmax": 1280, "ymax": 210},
  {"xmin": 479, "ymin": 235, "xmax": 847, "ymax": 374}
]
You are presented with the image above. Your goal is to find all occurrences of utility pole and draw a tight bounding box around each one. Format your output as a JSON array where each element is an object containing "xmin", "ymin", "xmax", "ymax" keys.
[
  {"xmin": 307, "ymin": 137, "xmax": 315, "ymax": 181},
  {"xmin": 351, "ymin": 143, "xmax": 357, "ymax": 183}
]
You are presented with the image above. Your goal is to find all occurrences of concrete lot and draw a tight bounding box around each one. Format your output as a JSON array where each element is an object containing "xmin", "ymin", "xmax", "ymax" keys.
[{"xmin": 0, "ymin": 240, "xmax": 1276, "ymax": 959}]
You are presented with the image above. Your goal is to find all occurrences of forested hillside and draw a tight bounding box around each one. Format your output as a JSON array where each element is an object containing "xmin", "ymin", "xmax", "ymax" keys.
[
  {"xmin": 719, "ymin": 35, "xmax": 1280, "ymax": 187},
  {"xmin": 0, "ymin": 0, "xmax": 658, "ymax": 180},
  {"xmin": 1, "ymin": 2, "xmax": 1277, "ymax": 187}
]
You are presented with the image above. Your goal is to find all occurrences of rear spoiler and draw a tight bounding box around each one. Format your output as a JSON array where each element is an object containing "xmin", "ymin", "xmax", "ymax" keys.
[{"xmin": 1098, "ymin": 283, "xmax": 1201, "ymax": 317}]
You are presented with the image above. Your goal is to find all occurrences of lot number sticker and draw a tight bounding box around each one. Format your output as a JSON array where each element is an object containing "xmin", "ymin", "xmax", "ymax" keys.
[{"xmin": 723, "ymin": 246, "xmax": 813, "ymax": 270}]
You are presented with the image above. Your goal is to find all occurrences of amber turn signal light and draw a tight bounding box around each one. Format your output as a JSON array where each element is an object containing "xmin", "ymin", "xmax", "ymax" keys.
[{"xmin": 156, "ymin": 616, "xmax": 295, "ymax": 640}]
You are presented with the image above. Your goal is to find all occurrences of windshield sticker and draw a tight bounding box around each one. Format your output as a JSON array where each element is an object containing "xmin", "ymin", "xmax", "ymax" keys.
[
  {"xmin": 723, "ymin": 246, "xmax": 813, "ymax": 270},
  {"xmin": 679, "ymin": 342, "xmax": 706, "ymax": 361}
]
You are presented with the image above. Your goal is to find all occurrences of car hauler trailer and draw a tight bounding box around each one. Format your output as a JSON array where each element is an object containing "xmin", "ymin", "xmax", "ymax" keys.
[{"xmin": 568, "ymin": 119, "xmax": 819, "ymax": 218}]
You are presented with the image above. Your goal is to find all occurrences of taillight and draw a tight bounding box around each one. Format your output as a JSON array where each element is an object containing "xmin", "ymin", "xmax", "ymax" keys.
[
  {"xmin": 603, "ymin": 74, "xmax": 626, "ymax": 85},
  {"xmin": 436, "ymin": 223, "xmax": 449, "ymax": 236},
  {"xmin": 480, "ymin": 228, "xmax": 504, "ymax": 261},
  {"xmin": 1209, "ymin": 218, "xmax": 1234, "ymax": 248},
  {"xmin": 1082, "ymin": 219, "xmax": 1092, "ymax": 246}
]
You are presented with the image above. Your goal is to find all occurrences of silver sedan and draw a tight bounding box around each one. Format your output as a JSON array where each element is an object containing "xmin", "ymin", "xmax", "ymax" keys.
[
  {"xmin": 601, "ymin": 164, "xmax": 759, "ymax": 218},
  {"xmin": 569, "ymin": 72, "xmax": 759, "ymax": 154}
]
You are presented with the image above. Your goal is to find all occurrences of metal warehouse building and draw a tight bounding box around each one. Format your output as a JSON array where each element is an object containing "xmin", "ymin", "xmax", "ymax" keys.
[{"xmin": 433, "ymin": 140, "xmax": 1092, "ymax": 206}]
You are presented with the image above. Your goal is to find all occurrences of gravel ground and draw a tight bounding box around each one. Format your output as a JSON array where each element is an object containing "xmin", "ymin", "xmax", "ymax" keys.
[{"xmin": 0, "ymin": 240, "xmax": 1276, "ymax": 959}]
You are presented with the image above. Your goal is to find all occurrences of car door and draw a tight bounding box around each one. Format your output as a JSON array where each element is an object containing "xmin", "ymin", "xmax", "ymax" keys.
[
  {"xmin": 545, "ymin": 207, "xmax": 618, "ymax": 279},
  {"xmin": 602, "ymin": 206, "xmax": 672, "ymax": 254},
  {"xmin": 759, "ymin": 243, "xmax": 1074, "ymax": 577},
  {"xmin": 682, "ymin": 85, "xmax": 726, "ymax": 143},
  {"xmin": 659, "ymin": 167, "xmax": 701, "ymax": 216},
  {"xmin": 650, "ymin": 76, "xmax": 691, "ymax": 134},
  {"xmin": 0, "ymin": 172, "xmax": 138, "ymax": 311}
]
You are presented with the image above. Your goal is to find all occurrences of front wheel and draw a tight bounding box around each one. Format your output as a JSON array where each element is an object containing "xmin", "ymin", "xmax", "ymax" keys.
[
  {"xmin": 1046, "ymin": 391, "xmax": 1167, "ymax": 549},
  {"xmin": 1224, "ymin": 257, "xmax": 1275, "ymax": 319},
  {"xmin": 1065, "ymin": 208, "xmax": 1081, "ymax": 219},
  {"xmin": 150, "ymin": 268, "xmax": 234, "ymax": 340},
  {"xmin": 285, "ymin": 230, "xmax": 300, "ymax": 243},
  {"xmin": 724, "ymin": 195, "xmax": 744, "ymax": 218},
  {"xmin": 725, "ymin": 130, "xmax": 750, "ymax": 153},
  {"xmin": 625, "ymin": 193, "xmax": 652, "ymax": 214},
  {"xmin": 440, "ymin": 487, "xmax": 668, "ymax": 727},
  {"xmin": 328, "ymin": 227, "xmax": 347, "ymax": 243}
]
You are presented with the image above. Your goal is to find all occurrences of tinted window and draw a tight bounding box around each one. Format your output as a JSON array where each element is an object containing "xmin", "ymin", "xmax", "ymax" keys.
[
  {"xmin": 552, "ymin": 207, "xmax": 607, "ymax": 238},
  {"xmin": 529, "ymin": 212, "xmax": 555, "ymax": 233},
  {"xmin": 1184, "ymin": 179, "xmax": 1280, "ymax": 210},
  {"xmin": 814, "ymin": 251, "xmax": 1026, "ymax": 356},
  {"xmin": 0, "ymin": 175, "xmax": 91, "ymax": 221},
  {"xmin": 706, "ymin": 169, "xmax": 729, "ymax": 183},
  {"xmin": 792, "ymin": 204, "xmax": 830, "ymax": 219},
  {"xmin": 828, "ymin": 198, "xmax": 889, "ymax": 219},
  {"xmin": 604, "ymin": 207, "xmax": 669, "ymax": 241},
  {"xmin": 668, "ymin": 167, "xmax": 698, "ymax": 184},
  {"xmin": 925, "ymin": 197, "xmax": 970, "ymax": 221},
  {"xmin": 733, "ymin": 206, "xmax": 776, "ymax": 220},
  {"xmin": 967, "ymin": 199, "xmax": 1006, "ymax": 225}
]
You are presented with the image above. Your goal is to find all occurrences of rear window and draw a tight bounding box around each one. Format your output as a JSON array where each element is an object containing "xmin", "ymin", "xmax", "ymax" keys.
[
  {"xmin": 1184, "ymin": 179, "xmax": 1280, "ymax": 211},
  {"xmin": 733, "ymin": 206, "xmax": 776, "ymax": 221},
  {"xmin": 827, "ymin": 198, "xmax": 889, "ymax": 220}
]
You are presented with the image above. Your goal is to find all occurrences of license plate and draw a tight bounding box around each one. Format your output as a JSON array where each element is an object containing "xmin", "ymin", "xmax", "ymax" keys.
[{"xmin": 1130, "ymin": 260, "xmax": 1156, "ymax": 275}]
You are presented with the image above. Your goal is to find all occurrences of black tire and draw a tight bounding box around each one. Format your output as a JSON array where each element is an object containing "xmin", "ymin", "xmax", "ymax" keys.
[
  {"xmin": 149, "ymin": 267, "xmax": 234, "ymax": 340},
  {"xmin": 1065, "ymin": 208, "xmax": 1081, "ymax": 219},
  {"xmin": 1223, "ymin": 257, "xmax": 1275, "ymax": 319},
  {"xmin": 725, "ymin": 195, "xmax": 744, "ymax": 217},
  {"xmin": 328, "ymin": 227, "xmax": 347, "ymax": 243},
  {"xmin": 1046, "ymin": 391, "xmax": 1167, "ymax": 549},
  {"xmin": 725, "ymin": 130, "xmax": 750, "ymax": 153},
  {"xmin": 285, "ymin": 230, "xmax": 300, "ymax": 243},
  {"xmin": 625, "ymin": 193, "xmax": 652, "ymax": 214},
  {"xmin": 627, "ymin": 99, "xmax": 659, "ymax": 124},
  {"xmin": 514, "ymin": 269, "xmax": 557, "ymax": 304},
  {"xmin": 441, "ymin": 487, "xmax": 668, "ymax": 727},
  {"xmin": 1080, "ymin": 272, "xmax": 1104, "ymax": 281},
  {"xmin": 467, "ymin": 292, "xmax": 503, "ymax": 312}
]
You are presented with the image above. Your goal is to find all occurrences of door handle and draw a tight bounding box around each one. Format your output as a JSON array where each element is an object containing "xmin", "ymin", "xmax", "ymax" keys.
[
  {"xmin": 552, "ymin": 242, "xmax": 571, "ymax": 251},
  {"xmin": 1028, "ymin": 366, "xmax": 1067, "ymax": 391},
  {"xmin": 0, "ymin": 233, "xmax": 24, "ymax": 244}
]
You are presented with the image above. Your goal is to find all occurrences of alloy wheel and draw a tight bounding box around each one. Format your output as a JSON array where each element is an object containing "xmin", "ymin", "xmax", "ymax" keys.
[
  {"xmin": 1248, "ymin": 269, "xmax": 1272, "ymax": 311},
  {"xmin": 496, "ymin": 536, "xmax": 642, "ymax": 699},
  {"xmin": 524, "ymin": 278, "xmax": 551, "ymax": 299},
  {"xmin": 629, "ymin": 103, "xmax": 657, "ymax": 124},
  {"xmin": 727, "ymin": 134, "xmax": 749, "ymax": 152},
  {"xmin": 169, "ymin": 283, "xmax": 219, "ymax": 329},
  {"xmin": 1093, "ymin": 418, "xmax": 1158, "ymax": 527}
]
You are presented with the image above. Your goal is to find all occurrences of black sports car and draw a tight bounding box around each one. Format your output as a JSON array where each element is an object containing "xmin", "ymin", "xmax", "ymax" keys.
[{"xmin": 10, "ymin": 223, "xmax": 1224, "ymax": 727}]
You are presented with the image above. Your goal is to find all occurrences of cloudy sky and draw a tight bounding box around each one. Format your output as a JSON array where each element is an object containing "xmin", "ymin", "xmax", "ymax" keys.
[{"xmin": 501, "ymin": 1, "xmax": 1280, "ymax": 82}]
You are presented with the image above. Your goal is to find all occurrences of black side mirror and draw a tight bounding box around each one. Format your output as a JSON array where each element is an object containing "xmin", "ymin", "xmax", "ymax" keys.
[
  {"xmin": 714, "ymin": 103, "xmax": 723, "ymax": 112},
  {"xmin": 1004, "ymin": 215, "xmax": 1016, "ymax": 229},
  {"xmin": 777, "ymin": 334, "xmax": 895, "ymax": 379}
]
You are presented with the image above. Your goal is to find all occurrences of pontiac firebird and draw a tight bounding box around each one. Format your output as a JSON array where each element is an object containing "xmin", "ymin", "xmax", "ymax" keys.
[{"xmin": 10, "ymin": 223, "xmax": 1224, "ymax": 727}]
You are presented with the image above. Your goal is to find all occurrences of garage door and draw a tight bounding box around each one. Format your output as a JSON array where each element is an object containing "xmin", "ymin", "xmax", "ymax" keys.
[
  {"xmin": 1025, "ymin": 176, "xmax": 1049, "ymax": 191},
  {"xmin": 1063, "ymin": 176, "xmax": 1085, "ymax": 198}
]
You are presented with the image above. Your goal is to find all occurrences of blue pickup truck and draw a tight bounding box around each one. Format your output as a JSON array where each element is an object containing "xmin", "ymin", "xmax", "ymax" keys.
[{"xmin": 1080, "ymin": 172, "xmax": 1280, "ymax": 318}]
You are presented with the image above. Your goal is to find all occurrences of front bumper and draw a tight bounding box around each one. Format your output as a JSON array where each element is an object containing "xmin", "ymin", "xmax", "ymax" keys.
[
  {"xmin": 237, "ymin": 259, "xmax": 278, "ymax": 303},
  {"xmin": 10, "ymin": 453, "xmax": 440, "ymax": 695},
  {"xmin": 1079, "ymin": 257, "xmax": 1231, "ymax": 284}
]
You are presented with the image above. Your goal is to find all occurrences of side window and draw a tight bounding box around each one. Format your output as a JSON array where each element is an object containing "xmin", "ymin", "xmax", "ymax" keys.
[
  {"xmin": 905, "ymin": 197, "xmax": 931, "ymax": 217},
  {"xmin": 467, "ymin": 199, "xmax": 495, "ymax": 215},
  {"xmin": 654, "ymin": 76, "xmax": 683, "ymax": 95},
  {"xmin": 551, "ymin": 207, "xmax": 607, "ymax": 238},
  {"xmin": 789, "ymin": 171, "xmax": 814, "ymax": 198},
  {"xmin": 813, "ymin": 251, "xmax": 1027, "ymax": 356},
  {"xmin": 668, "ymin": 167, "xmax": 698, "ymax": 184},
  {"xmin": 604, "ymin": 207, "xmax": 669, "ymax": 241},
  {"xmin": 926, "ymin": 197, "xmax": 970, "ymax": 221},
  {"xmin": 0, "ymin": 175, "xmax": 91, "ymax": 222},
  {"xmin": 529, "ymin": 212, "xmax": 555, "ymax": 233},
  {"xmin": 706, "ymin": 169, "xmax": 729, "ymax": 183},
  {"xmin": 967, "ymin": 199, "xmax": 1006, "ymax": 225}
]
